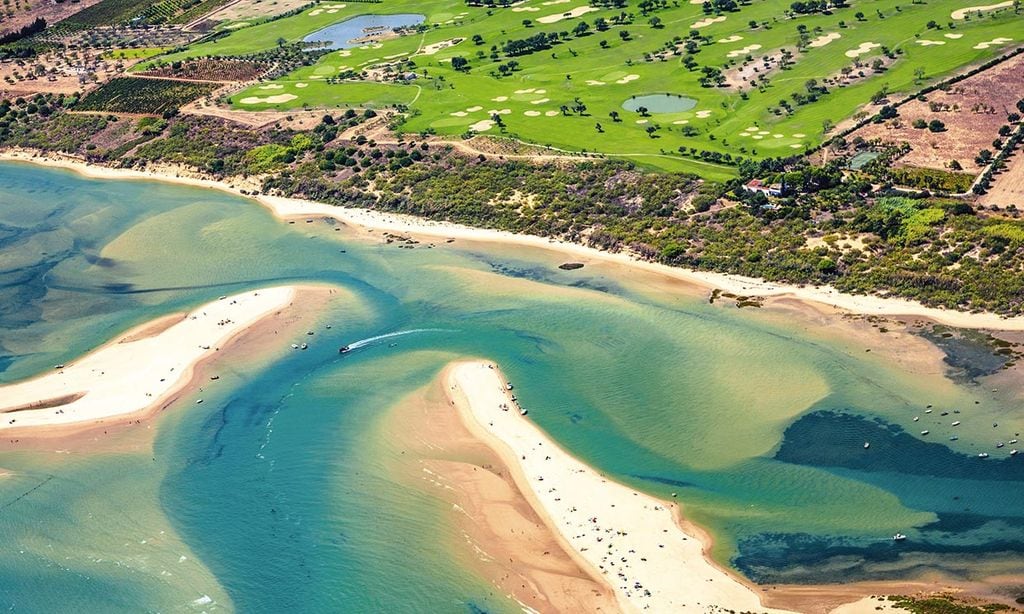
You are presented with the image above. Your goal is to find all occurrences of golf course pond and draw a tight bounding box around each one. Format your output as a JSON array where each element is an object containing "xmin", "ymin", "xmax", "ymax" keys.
[
  {"xmin": 303, "ymin": 14, "xmax": 425, "ymax": 50},
  {"xmin": 622, "ymin": 94, "xmax": 698, "ymax": 113}
]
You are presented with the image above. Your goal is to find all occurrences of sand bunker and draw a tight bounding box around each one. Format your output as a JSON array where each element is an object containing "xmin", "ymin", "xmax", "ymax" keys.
[
  {"xmin": 973, "ymin": 37, "xmax": 1013, "ymax": 49},
  {"xmin": 727, "ymin": 44, "xmax": 762, "ymax": 58},
  {"xmin": 752, "ymin": 135, "xmax": 764, "ymax": 139},
  {"xmin": 512, "ymin": 6, "xmax": 540, "ymax": 12},
  {"xmin": 692, "ymin": 15, "xmax": 726, "ymax": 28},
  {"xmin": 845, "ymin": 42, "xmax": 881, "ymax": 58},
  {"xmin": 531, "ymin": 98, "xmax": 550, "ymax": 104},
  {"xmin": 535, "ymin": 89, "xmax": 547, "ymax": 94},
  {"xmin": 793, "ymin": 133, "xmax": 806, "ymax": 138},
  {"xmin": 419, "ymin": 38, "xmax": 464, "ymax": 55},
  {"xmin": 916, "ymin": 39, "xmax": 946, "ymax": 46},
  {"xmin": 524, "ymin": 110, "xmax": 542, "ymax": 116},
  {"xmin": 469, "ymin": 119, "xmax": 495, "ymax": 132},
  {"xmin": 450, "ymin": 111, "xmax": 468, "ymax": 117},
  {"xmin": 944, "ymin": 33, "xmax": 964, "ymax": 38},
  {"xmin": 492, "ymin": 96, "xmax": 509, "ymax": 102},
  {"xmin": 514, "ymin": 88, "xmax": 537, "ymax": 94},
  {"xmin": 718, "ymin": 35, "xmax": 744, "ymax": 43},
  {"xmin": 790, "ymin": 144, "xmax": 802, "ymax": 148},
  {"xmin": 542, "ymin": 0, "xmax": 571, "ymax": 4},
  {"xmin": 466, "ymin": 105, "xmax": 483, "ymax": 112},
  {"xmin": 544, "ymin": 110, "xmax": 559, "ymax": 116},
  {"xmin": 295, "ymin": 83, "xmax": 309, "ymax": 88},
  {"xmin": 537, "ymin": 6, "xmax": 598, "ymax": 23},
  {"xmin": 239, "ymin": 94, "xmax": 298, "ymax": 104},
  {"xmin": 615, "ymin": 74, "xmax": 640, "ymax": 84},
  {"xmin": 585, "ymin": 80, "xmax": 606, "ymax": 85},
  {"xmin": 258, "ymin": 84, "xmax": 284, "ymax": 90},
  {"xmin": 695, "ymin": 110, "xmax": 712, "ymax": 118},
  {"xmin": 636, "ymin": 119, "xmax": 649, "ymax": 124},
  {"xmin": 808, "ymin": 32, "xmax": 841, "ymax": 48},
  {"xmin": 487, "ymin": 108, "xmax": 512, "ymax": 115},
  {"xmin": 673, "ymin": 120, "xmax": 689, "ymax": 125},
  {"xmin": 951, "ymin": 1, "xmax": 1012, "ymax": 18}
]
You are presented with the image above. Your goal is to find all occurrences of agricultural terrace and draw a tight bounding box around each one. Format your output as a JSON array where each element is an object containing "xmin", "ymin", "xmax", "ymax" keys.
[
  {"xmin": 76, "ymin": 77, "xmax": 221, "ymax": 114},
  {"xmin": 143, "ymin": 0, "xmax": 1022, "ymax": 175}
]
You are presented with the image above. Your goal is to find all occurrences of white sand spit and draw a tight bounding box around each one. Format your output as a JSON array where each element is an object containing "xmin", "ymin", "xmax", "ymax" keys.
[
  {"xmin": 951, "ymin": 1, "xmax": 1012, "ymax": 19},
  {"xmin": 537, "ymin": 6, "xmax": 598, "ymax": 23},
  {"xmin": 469, "ymin": 119, "xmax": 495, "ymax": 131},
  {"xmin": 726, "ymin": 43, "xmax": 762, "ymax": 58},
  {"xmin": 845, "ymin": 42, "xmax": 881, "ymax": 58},
  {"xmin": 446, "ymin": 361, "xmax": 798, "ymax": 614},
  {"xmin": 692, "ymin": 15, "xmax": 726, "ymax": 28},
  {"xmin": 808, "ymin": 32, "xmax": 841, "ymax": 48},
  {"xmin": 239, "ymin": 94, "xmax": 297, "ymax": 104},
  {"xmin": 973, "ymin": 37, "xmax": 1012, "ymax": 49},
  {"xmin": 0, "ymin": 288, "xmax": 296, "ymax": 430}
]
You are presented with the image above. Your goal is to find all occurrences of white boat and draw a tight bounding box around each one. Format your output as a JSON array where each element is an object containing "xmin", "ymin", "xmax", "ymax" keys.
[
  {"xmin": 1011, "ymin": 450, "xmax": 1019, "ymax": 456},
  {"xmin": 863, "ymin": 442, "xmax": 870, "ymax": 449},
  {"xmin": 920, "ymin": 430, "xmax": 929, "ymax": 435},
  {"xmin": 951, "ymin": 421, "xmax": 961, "ymax": 426},
  {"xmin": 1010, "ymin": 439, "xmax": 1018, "ymax": 445},
  {"xmin": 913, "ymin": 416, "xmax": 919, "ymax": 421},
  {"xmin": 978, "ymin": 453, "xmax": 989, "ymax": 458},
  {"xmin": 506, "ymin": 382, "xmax": 514, "ymax": 390},
  {"xmin": 892, "ymin": 533, "xmax": 907, "ymax": 541}
]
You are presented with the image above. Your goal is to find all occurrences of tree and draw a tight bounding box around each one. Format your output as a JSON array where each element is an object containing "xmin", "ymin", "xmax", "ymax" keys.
[
  {"xmin": 637, "ymin": 105, "xmax": 650, "ymax": 116},
  {"xmin": 854, "ymin": 11, "xmax": 865, "ymax": 19},
  {"xmin": 276, "ymin": 37, "xmax": 287, "ymax": 47},
  {"xmin": 928, "ymin": 119, "xmax": 945, "ymax": 132},
  {"xmin": 573, "ymin": 21, "xmax": 590, "ymax": 36},
  {"xmin": 472, "ymin": 34, "xmax": 485, "ymax": 45},
  {"xmin": 522, "ymin": 19, "xmax": 533, "ymax": 27},
  {"xmin": 649, "ymin": 16, "xmax": 663, "ymax": 28},
  {"xmin": 451, "ymin": 56, "xmax": 470, "ymax": 72},
  {"xmin": 619, "ymin": 30, "xmax": 631, "ymax": 40},
  {"xmin": 609, "ymin": 110, "xmax": 621, "ymax": 122},
  {"xmin": 646, "ymin": 125, "xmax": 658, "ymax": 138},
  {"xmin": 595, "ymin": 122, "xmax": 604, "ymax": 132}
]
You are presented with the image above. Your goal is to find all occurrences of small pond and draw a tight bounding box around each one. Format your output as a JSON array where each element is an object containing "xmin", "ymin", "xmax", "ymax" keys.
[
  {"xmin": 622, "ymin": 93, "xmax": 697, "ymax": 113},
  {"xmin": 303, "ymin": 13, "xmax": 425, "ymax": 50}
]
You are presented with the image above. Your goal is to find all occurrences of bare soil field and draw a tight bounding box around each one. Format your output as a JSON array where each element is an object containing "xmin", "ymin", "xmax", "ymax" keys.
[
  {"xmin": 201, "ymin": 0, "xmax": 312, "ymax": 24},
  {"xmin": 0, "ymin": 0, "xmax": 102, "ymax": 38},
  {"xmin": 980, "ymin": 149, "xmax": 1024, "ymax": 208},
  {"xmin": 848, "ymin": 52, "xmax": 1024, "ymax": 172}
]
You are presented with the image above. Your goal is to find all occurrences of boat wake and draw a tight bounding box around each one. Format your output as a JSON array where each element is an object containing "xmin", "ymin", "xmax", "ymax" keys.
[{"xmin": 343, "ymin": 328, "xmax": 454, "ymax": 352}]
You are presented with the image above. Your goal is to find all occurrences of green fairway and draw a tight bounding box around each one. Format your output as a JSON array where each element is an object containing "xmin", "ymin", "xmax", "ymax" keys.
[{"xmin": 152, "ymin": 0, "xmax": 1022, "ymax": 173}]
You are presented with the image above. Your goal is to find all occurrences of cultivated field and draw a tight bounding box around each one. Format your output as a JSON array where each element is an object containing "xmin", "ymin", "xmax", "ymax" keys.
[
  {"xmin": 981, "ymin": 149, "xmax": 1024, "ymax": 208},
  {"xmin": 0, "ymin": 0, "xmax": 103, "ymax": 39},
  {"xmin": 76, "ymin": 76, "xmax": 221, "ymax": 114},
  {"xmin": 140, "ymin": 0, "xmax": 1022, "ymax": 176},
  {"xmin": 849, "ymin": 51, "xmax": 1024, "ymax": 173},
  {"xmin": 199, "ymin": 0, "xmax": 315, "ymax": 25}
]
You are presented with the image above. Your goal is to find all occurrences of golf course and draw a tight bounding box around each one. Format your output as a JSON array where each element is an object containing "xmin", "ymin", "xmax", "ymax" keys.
[{"xmin": 145, "ymin": 0, "xmax": 1020, "ymax": 175}]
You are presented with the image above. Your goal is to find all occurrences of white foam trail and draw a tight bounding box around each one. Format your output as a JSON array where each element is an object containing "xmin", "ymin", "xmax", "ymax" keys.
[{"xmin": 345, "ymin": 328, "xmax": 453, "ymax": 350}]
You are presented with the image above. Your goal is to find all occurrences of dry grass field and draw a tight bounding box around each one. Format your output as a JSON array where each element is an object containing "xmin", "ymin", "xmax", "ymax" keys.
[
  {"xmin": 981, "ymin": 149, "xmax": 1024, "ymax": 208},
  {"xmin": 0, "ymin": 0, "xmax": 102, "ymax": 38},
  {"xmin": 201, "ymin": 0, "xmax": 311, "ymax": 24},
  {"xmin": 849, "ymin": 52, "xmax": 1024, "ymax": 172}
]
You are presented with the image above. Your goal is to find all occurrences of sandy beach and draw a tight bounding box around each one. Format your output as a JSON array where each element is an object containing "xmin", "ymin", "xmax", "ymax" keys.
[
  {"xmin": 445, "ymin": 359, "xmax": 797, "ymax": 613},
  {"xmin": 0, "ymin": 287, "xmax": 297, "ymax": 432},
  {"xmin": 2, "ymin": 150, "xmax": 1023, "ymax": 332}
]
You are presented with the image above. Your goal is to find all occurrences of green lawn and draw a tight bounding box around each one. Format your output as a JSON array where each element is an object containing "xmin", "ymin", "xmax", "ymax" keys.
[{"xmin": 148, "ymin": 0, "xmax": 1022, "ymax": 175}]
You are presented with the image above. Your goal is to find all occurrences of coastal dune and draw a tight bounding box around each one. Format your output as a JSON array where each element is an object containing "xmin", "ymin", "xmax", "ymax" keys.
[
  {"xmin": 445, "ymin": 360, "xmax": 797, "ymax": 613},
  {"xmin": 0, "ymin": 287, "xmax": 297, "ymax": 431}
]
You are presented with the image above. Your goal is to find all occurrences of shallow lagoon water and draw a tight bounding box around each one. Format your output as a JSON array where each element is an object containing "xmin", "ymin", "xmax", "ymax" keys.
[
  {"xmin": 303, "ymin": 14, "xmax": 425, "ymax": 50},
  {"xmin": 1, "ymin": 162, "xmax": 1023, "ymax": 610}
]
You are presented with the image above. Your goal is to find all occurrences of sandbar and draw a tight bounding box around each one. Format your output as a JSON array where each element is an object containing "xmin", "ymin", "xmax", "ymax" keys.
[{"xmin": 0, "ymin": 287, "xmax": 297, "ymax": 431}]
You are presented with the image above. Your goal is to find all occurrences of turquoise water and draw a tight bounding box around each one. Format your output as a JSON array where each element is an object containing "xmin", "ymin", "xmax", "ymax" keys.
[
  {"xmin": 303, "ymin": 14, "xmax": 425, "ymax": 50},
  {"xmin": 1, "ymin": 162, "xmax": 1023, "ymax": 611},
  {"xmin": 622, "ymin": 93, "xmax": 698, "ymax": 114}
]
